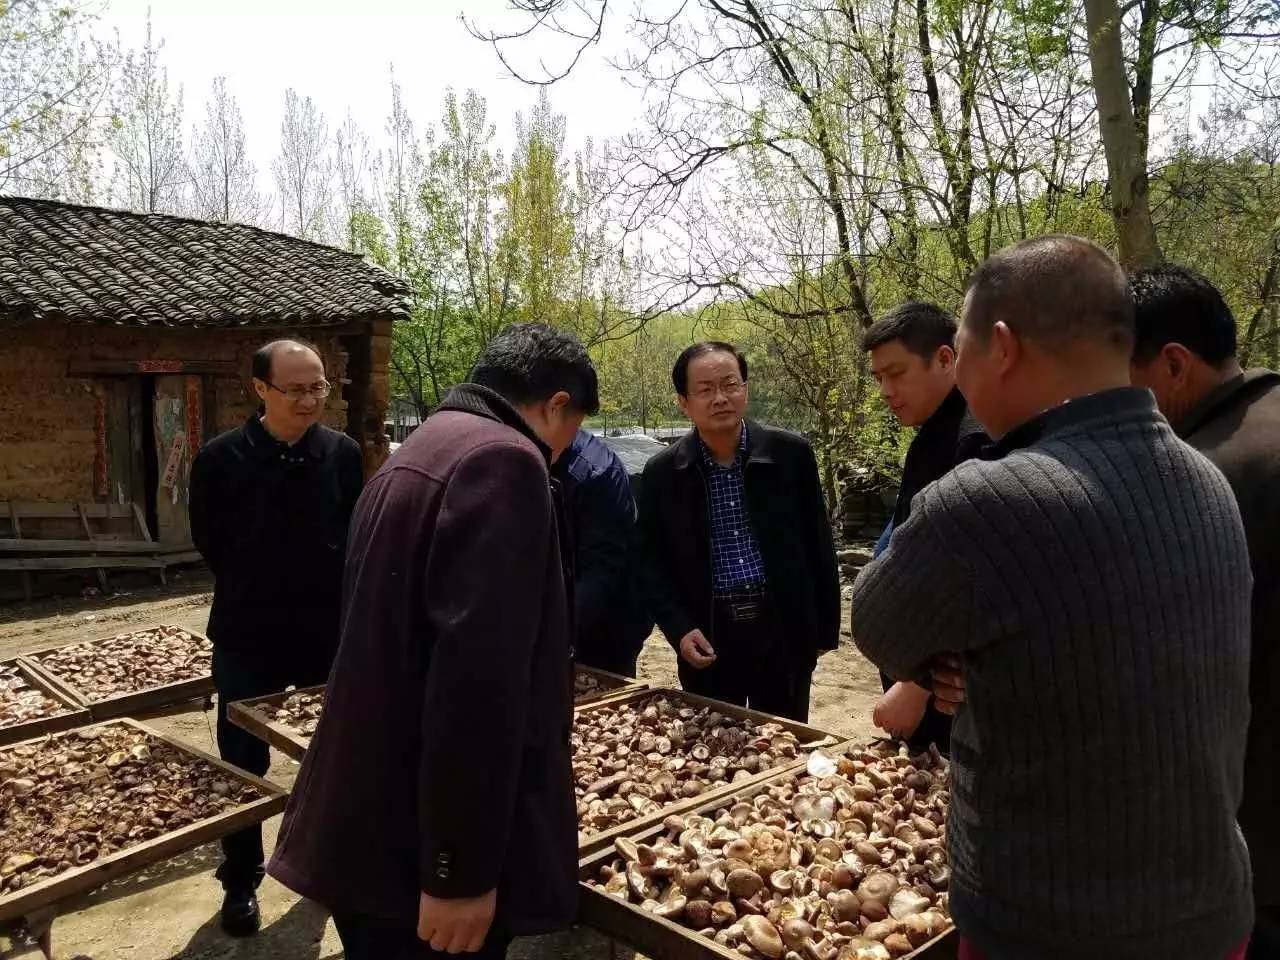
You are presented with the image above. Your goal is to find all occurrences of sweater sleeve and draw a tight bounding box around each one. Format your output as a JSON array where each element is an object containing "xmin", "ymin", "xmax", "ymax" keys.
[
  {"xmin": 416, "ymin": 442, "xmax": 555, "ymax": 898},
  {"xmin": 851, "ymin": 477, "xmax": 986, "ymax": 680}
]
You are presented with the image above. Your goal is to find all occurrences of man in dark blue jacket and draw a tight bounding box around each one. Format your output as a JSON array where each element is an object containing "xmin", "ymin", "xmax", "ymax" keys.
[{"xmin": 556, "ymin": 429, "xmax": 653, "ymax": 676}]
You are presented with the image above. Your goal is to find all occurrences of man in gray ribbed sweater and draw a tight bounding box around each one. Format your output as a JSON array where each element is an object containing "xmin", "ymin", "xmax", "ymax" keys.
[{"xmin": 853, "ymin": 236, "xmax": 1254, "ymax": 960}]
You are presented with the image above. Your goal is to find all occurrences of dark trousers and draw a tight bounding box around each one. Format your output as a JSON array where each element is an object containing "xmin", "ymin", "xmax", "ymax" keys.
[
  {"xmin": 677, "ymin": 602, "xmax": 814, "ymax": 722},
  {"xmin": 213, "ymin": 644, "xmax": 330, "ymax": 892},
  {"xmin": 1252, "ymin": 904, "xmax": 1280, "ymax": 960},
  {"xmin": 332, "ymin": 913, "xmax": 511, "ymax": 960}
]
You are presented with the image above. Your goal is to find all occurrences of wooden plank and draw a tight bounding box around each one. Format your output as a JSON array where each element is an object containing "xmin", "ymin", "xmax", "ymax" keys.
[
  {"xmin": 576, "ymin": 755, "xmax": 957, "ymax": 960},
  {"xmin": 0, "ymin": 553, "xmax": 200, "ymax": 572},
  {"xmin": 0, "ymin": 659, "xmax": 91, "ymax": 749},
  {"xmin": 0, "ymin": 503, "xmax": 136, "ymax": 521},
  {"xmin": 227, "ymin": 685, "xmax": 326, "ymax": 762},
  {"xmin": 0, "ymin": 539, "xmax": 169, "ymax": 555},
  {"xmin": 67, "ymin": 359, "xmax": 238, "ymax": 377},
  {"xmin": 0, "ymin": 718, "xmax": 288, "ymax": 923},
  {"xmin": 574, "ymin": 665, "xmax": 647, "ymax": 707},
  {"xmin": 21, "ymin": 627, "xmax": 214, "ymax": 722},
  {"xmin": 14, "ymin": 658, "xmax": 87, "ymax": 713},
  {"xmin": 573, "ymin": 688, "xmax": 842, "ymax": 858},
  {"xmin": 0, "ymin": 556, "xmax": 167, "ymax": 572}
]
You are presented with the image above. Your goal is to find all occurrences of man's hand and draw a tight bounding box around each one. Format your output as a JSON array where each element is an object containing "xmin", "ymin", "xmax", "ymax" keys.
[
  {"xmin": 678, "ymin": 629, "xmax": 717, "ymax": 669},
  {"xmin": 418, "ymin": 889, "xmax": 497, "ymax": 954},
  {"xmin": 930, "ymin": 654, "xmax": 966, "ymax": 715},
  {"xmin": 872, "ymin": 681, "xmax": 931, "ymax": 739}
]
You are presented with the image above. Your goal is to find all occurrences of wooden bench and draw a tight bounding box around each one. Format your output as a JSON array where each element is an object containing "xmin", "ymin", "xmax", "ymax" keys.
[{"xmin": 0, "ymin": 501, "xmax": 201, "ymax": 600}]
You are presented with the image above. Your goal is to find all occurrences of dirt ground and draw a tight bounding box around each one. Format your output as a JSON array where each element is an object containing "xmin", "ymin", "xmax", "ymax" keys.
[{"xmin": 0, "ymin": 575, "xmax": 883, "ymax": 960}]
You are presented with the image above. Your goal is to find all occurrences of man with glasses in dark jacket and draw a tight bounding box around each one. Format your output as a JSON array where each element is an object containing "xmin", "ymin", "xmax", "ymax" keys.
[
  {"xmin": 189, "ymin": 339, "xmax": 364, "ymax": 937},
  {"xmin": 638, "ymin": 341, "xmax": 840, "ymax": 722}
]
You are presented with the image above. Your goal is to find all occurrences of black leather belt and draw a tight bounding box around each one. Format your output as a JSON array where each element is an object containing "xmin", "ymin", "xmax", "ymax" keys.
[{"xmin": 715, "ymin": 588, "xmax": 767, "ymax": 623}]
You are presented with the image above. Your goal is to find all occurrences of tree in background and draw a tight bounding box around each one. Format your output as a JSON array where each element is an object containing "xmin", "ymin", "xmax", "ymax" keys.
[
  {"xmin": 273, "ymin": 88, "xmax": 331, "ymax": 240},
  {"xmin": 330, "ymin": 111, "xmax": 373, "ymax": 250},
  {"xmin": 0, "ymin": 0, "xmax": 118, "ymax": 202},
  {"xmin": 189, "ymin": 76, "xmax": 261, "ymax": 223},
  {"xmin": 108, "ymin": 13, "xmax": 185, "ymax": 214}
]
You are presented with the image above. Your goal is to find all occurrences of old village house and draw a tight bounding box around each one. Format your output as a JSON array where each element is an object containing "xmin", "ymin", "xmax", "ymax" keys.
[{"xmin": 0, "ymin": 196, "xmax": 407, "ymax": 597}]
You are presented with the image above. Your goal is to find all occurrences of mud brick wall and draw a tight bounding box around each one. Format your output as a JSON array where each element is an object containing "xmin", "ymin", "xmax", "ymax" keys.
[{"xmin": 0, "ymin": 323, "xmax": 384, "ymax": 504}]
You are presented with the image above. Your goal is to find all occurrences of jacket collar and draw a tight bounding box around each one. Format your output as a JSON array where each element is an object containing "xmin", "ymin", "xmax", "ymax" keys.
[
  {"xmin": 434, "ymin": 383, "xmax": 552, "ymax": 466},
  {"xmin": 673, "ymin": 419, "xmax": 777, "ymax": 470},
  {"xmin": 244, "ymin": 414, "xmax": 324, "ymax": 461},
  {"xmin": 1174, "ymin": 368, "xmax": 1280, "ymax": 439},
  {"xmin": 981, "ymin": 386, "xmax": 1158, "ymax": 459}
]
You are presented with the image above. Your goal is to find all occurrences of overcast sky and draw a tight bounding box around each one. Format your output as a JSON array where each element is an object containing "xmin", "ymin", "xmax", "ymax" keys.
[{"xmin": 95, "ymin": 0, "xmax": 645, "ymax": 186}]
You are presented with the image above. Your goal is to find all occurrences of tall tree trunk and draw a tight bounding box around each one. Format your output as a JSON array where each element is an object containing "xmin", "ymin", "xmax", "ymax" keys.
[{"xmin": 1083, "ymin": 0, "xmax": 1162, "ymax": 268}]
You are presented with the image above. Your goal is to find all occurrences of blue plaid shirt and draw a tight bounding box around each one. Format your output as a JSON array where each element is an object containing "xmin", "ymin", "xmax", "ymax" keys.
[{"xmin": 700, "ymin": 423, "xmax": 767, "ymax": 596}]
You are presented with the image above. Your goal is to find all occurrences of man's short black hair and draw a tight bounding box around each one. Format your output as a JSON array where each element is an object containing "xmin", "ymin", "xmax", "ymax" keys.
[
  {"xmin": 1130, "ymin": 263, "xmax": 1237, "ymax": 367},
  {"xmin": 964, "ymin": 234, "xmax": 1134, "ymax": 352},
  {"xmin": 469, "ymin": 323, "xmax": 600, "ymax": 414},
  {"xmin": 862, "ymin": 302, "xmax": 957, "ymax": 359},
  {"xmin": 672, "ymin": 341, "xmax": 748, "ymax": 396},
  {"xmin": 251, "ymin": 339, "xmax": 323, "ymax": 382}
]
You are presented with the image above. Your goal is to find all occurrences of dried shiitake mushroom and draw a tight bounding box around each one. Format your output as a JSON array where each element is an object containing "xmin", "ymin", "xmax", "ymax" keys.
[
  {"xmin": 253, "ymin": 688, "xmax": 325, "ymax": 739},
  {"xmin": 0, "ymin": 663, "xmax": 72, "ymax": 730},
  {"xmin": 32, "ymin": 626, "xmax": 212, "ymax": 703},
  {"xmin": 591, "ymin": 740, "xmax": 953, "ymax": 959},
  {"xmin": 573, "ymin": 694, "xmax": 803, "ymax": 840},
  {"xmin": 0, "ymin": 723, "xmax": 266, "ymax": 894}
]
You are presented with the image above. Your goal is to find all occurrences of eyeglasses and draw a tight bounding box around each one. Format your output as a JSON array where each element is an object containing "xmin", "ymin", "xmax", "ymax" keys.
[
  {"xmin": 690, "ymin": 378, "xmax": 746, "ymax": 401},
  {"xmin": 265, "ymin": 380, "xmax": 332, "ymax": 401}
]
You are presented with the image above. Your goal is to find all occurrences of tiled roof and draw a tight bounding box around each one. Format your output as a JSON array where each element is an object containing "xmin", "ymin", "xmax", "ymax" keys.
[{"xmin": 0, "ymin": 196, "xmax": 408, "ymax": 327}]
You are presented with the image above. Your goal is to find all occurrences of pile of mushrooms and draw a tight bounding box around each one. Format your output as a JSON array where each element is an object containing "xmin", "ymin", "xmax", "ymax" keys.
[
  {"xmin": 574, "ymin": 694, "xmax": 802, "ymax": 840},
  {"xmin": 0, "ymin": 663, "xmax": 71, "ymax": 730},
  {"xmin": 0, "ymin": 723, "xmax": 265, "ymax": 893},
  {"xmin": 257, "ymin": 688, "xmax": 325, "ymax": 739},
  {"xmin": 591, "ymin": 741, "xmax": 952, "ymax": 959},
  {"xmin": 32, "ymin": 626, "xmax": 212, "ymax": 702}
]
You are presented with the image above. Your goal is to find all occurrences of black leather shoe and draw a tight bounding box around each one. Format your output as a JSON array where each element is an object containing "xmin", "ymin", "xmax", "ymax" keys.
[{"xmin": 220, "ymin": 888, "xmax": 261, "ymax": 937}]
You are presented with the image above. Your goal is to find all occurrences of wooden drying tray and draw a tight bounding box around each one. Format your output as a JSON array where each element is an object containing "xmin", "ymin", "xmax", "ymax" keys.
[
  {"xmin": 574, "ymin": 665, "xmax": 647, "ymax": 707},
  {"xmin": 577, "ymin": 745, "xmax": 956, "ymax": 960},
  {"xmin": 0, "ymin": 659, "xmax": 91, "ymax": 750},
  {"xmin": 227, "ymin": 684, "xmax": 325, "ymax": 762},
  {"xmin": 0, "ymin": 718, "xmax": 288, "ymax": 923},
  {"xmin": 573, "ymin": 687, "xmax": 844, "ymax": 858},
  {"xmin": 19, "ymin": 625, "xmax": 215, "ymax": 721}
]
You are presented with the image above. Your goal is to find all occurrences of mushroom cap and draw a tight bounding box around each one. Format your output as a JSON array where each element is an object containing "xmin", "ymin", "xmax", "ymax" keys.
[{"xmin": 742, "ymin": 915, "xmax": 785, "ymax": 959}]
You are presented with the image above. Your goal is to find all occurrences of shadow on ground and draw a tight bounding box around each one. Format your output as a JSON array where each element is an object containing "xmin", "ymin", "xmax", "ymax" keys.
[{"xmin": 166, "ymin": 896, "xmax": 332, "ymax": 960}]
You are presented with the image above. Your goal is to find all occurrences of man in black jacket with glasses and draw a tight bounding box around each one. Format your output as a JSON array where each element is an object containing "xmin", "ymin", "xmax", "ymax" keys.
[{"xmin": 189, "ymin": 339, "xmax": 364, "ymax": 938}]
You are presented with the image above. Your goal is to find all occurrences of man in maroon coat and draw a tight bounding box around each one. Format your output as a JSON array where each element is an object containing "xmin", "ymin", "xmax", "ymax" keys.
[{"xmin": 269, "ymin": 323, "xmax": 598, "ymax": 959}]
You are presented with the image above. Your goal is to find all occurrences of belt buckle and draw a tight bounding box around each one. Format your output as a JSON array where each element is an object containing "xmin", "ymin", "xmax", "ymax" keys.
[{"xmin": 731, "ymin": 600, "xmax": 761, "ymax": 621}]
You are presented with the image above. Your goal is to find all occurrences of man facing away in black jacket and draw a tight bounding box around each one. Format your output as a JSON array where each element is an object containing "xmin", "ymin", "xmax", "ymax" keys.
[
  {"xmin": 862, "ymin": 302, "xmax": 988, "ymax": 752},
  {"xmin": 637, "ymin": 341, "xmax": 840, "ymax": 722},
  {"xmin": 188, "ymin": 339, "xmax": 363, "ymax": 938},
  {"xmin": 1130, "ymin": 264, "xmax": 1280, "ymax": 960}
]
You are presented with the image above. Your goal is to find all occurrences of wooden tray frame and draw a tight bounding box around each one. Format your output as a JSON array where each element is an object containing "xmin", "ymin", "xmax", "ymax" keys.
[
  {"xmin": 226, "ymin": 684, "xmax": 325, "ymax": 762},
  {"xmin": 574, "ymin": 665, "xmax": 647, "ymax": 707},
  {"xmin": 574, "ymin": 687, "xmax": 843, "ymax": 857},
  {"xmin": 0, "ymin": 718, "xmax": 288, "ymax": 922},
  {"xmin": 0, "ymin": 658, "xmax": 91, "ymax": 749},
  {"xmin": 577, "ymin": 746, "xmax": 956, "ymax": 960},
  {"xmin": 19, "ymin": 624, "xmax": 215, "ymax": 721}
]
